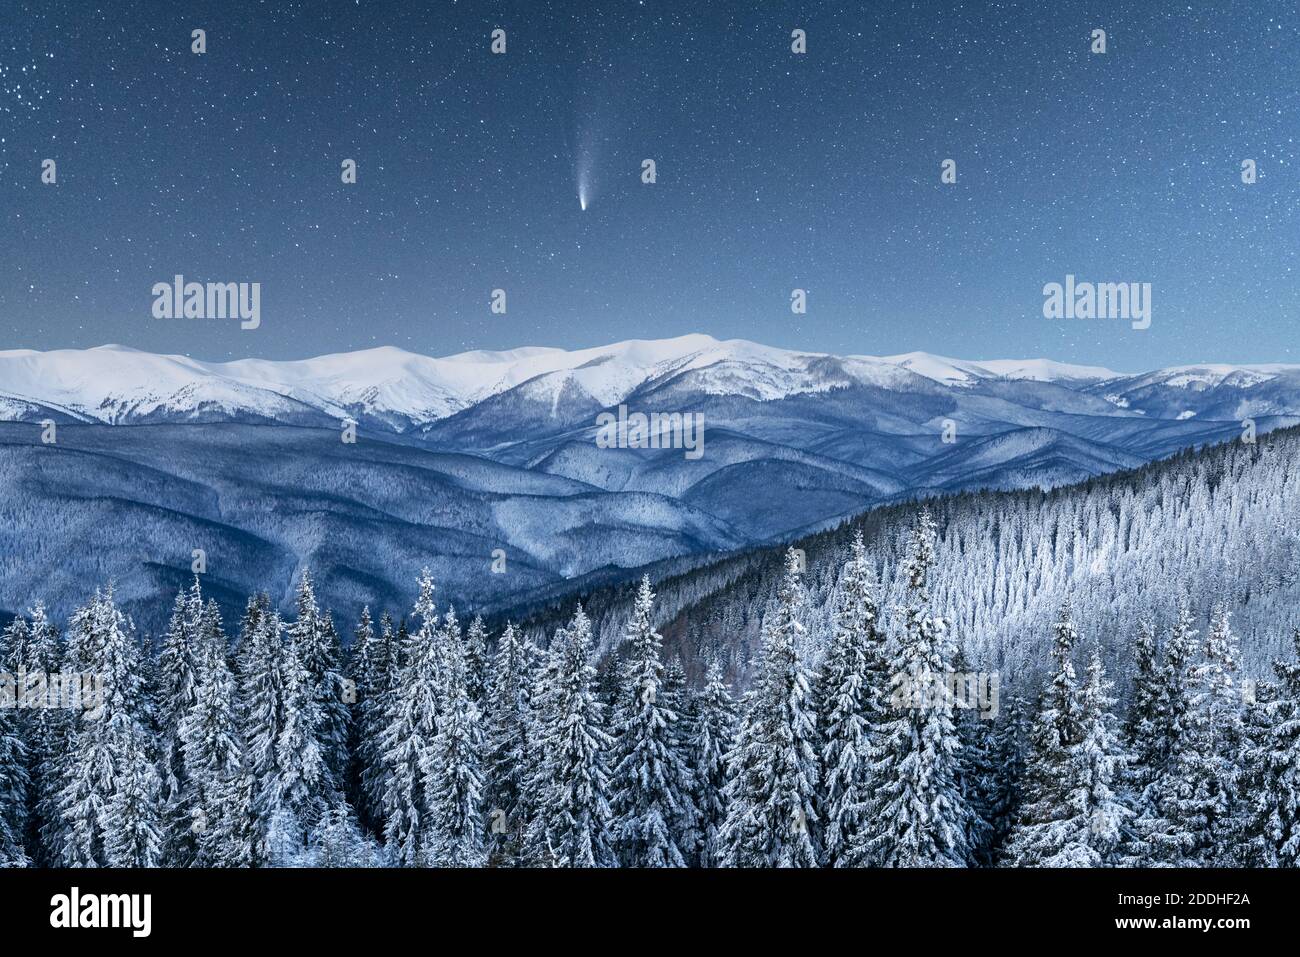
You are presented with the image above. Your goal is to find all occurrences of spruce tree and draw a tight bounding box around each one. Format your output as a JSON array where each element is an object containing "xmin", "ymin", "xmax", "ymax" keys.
[
  {"xmin": 1153, "ymin": 606, "xmax": 1246, "ymax": 865},
  {"xmin": 57, "ymin": 586, "xmax": 158, "ymax": 867},
  {"xmin": 1243, "ymin": 628, "xmax": 1300, "ymax": 865},
  {"xmin": 608, "ymin": 576, "xmax": 688, "ymax": 867},
  {"xmin": 719, "ymin": 548, "xmax": 821, "ymax": 867},
  {"xmin": 380, "ymin": 571, "xmax": 442, "ymax": 864},
  {"xmin": 815, "ymin": 529, "xmax": 886, "ymax": 866},
  {"xmin": 290, "ymin": 571, "xmax": 350, "ymax": 790},
  {"xmin": 527, "ymin": 607, "xmax": 614, "ymax": 867},
  {"xmin": 422, "ymin": 623, "xmax": 485, "ymax": 867},
  {"xmin": 180, "ymin": 615, "xmax": 253, "ymax": 867},
  {"xmin": 463, "ymin": 614, "xmax": 489, "ymax": 708},
  {"xmin": 1005, "ymin": 649, "xmax": 1131, "ymax": 866},
  {"xmin": 689, "ymin": 656, "xmax": 736, "ymax": 868},
  {"xmin": 849, "ymin": 514, "xmax": 968, "ymax": 867},
  {"xmin": 0, "ymin": 706, "xmax": 27, "ymax": 866},
  {"xmin": 483, "ymin": 622, "xmax": 535, "ymax": 864}
]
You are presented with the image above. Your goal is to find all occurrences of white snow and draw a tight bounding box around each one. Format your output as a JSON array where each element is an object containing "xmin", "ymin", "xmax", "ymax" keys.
[{"xmin": 0, "ymin": 335, "xmax": 1295, "ymax": 427}]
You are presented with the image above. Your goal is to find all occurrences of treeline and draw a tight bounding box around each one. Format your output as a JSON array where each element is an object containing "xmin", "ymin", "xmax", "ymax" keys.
[{"xmin": 1, "ymin": 510, "xmax": 1298, "ymax": 867}]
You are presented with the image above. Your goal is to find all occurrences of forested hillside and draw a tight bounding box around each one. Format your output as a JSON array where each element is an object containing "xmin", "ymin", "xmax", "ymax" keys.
[
  {"xmin": 0, "ymin": 426, "xmax": 1296, "ymax": 868},
  {"xmin": 511, "ymin": 426, "xmax": 1300, "ymax": 697}
]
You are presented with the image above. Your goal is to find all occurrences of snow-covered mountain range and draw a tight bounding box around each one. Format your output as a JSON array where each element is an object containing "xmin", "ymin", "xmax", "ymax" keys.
[
  {"xmin": 6, "ymin": 334, "xmax": 1297, "ymax": 429},
  {"xmin": 1, "ymin": 334, "xmax": 1297, "ymax": 629}
]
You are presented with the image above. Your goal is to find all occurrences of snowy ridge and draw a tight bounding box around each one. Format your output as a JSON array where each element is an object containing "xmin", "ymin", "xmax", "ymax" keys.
[{"xmin": 2, "ymin": 334, "xmax": 1295, "ymax": 429}]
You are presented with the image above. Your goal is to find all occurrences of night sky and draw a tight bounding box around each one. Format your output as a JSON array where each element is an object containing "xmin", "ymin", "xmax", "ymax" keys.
[{"xmin": 1, "ymin": 0, "xmax": 1297, "ymax": 368}]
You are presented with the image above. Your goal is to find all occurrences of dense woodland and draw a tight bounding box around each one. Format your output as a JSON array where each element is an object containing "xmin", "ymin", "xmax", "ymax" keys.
[{"xmin": 1, "ymin": 500, "xmax": 1298, "ymax": 867}]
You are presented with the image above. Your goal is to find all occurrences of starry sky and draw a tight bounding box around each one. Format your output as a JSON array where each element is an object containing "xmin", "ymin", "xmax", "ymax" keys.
[{"xmin": 1, "ymin": 0, "xmax": 1297, "ymax": 368}]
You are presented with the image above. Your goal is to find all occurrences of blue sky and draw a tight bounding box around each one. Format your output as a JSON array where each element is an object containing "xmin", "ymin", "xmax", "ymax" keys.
[{"xmin": 1, "ymin": 0, "xmax": 1297, "ymax": 369}]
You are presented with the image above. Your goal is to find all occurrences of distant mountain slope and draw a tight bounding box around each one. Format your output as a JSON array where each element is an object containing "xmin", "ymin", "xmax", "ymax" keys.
[
  {"xmin": 0, "ymin": 423, "xmax": 744, "ymax": 632},
  {"xmin": 501, "ymin": 426, "xmax": 1300, "ymax": 692}
]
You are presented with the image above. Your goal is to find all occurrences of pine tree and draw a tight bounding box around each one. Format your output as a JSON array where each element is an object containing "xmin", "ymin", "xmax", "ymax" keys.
[
  {"xmin": 274, "ymin": 597, "xmax": 334, "ymax": 848},
  {"xmin": 10, "ymin": 603, "xmax": 65, "ymax": 865},
  {"xmin": 815, "ymin": 530, "xmax": 885, "ymax": 866},
  {"xmin": 527, "ymin": 607, "xmax": 615, "ymax": 867},
  {"xmin": 180, "ymin": 615, "xmax": 253, "ymax": 867},
  {"xmin": 102, "ymin": 719, "xmax": 164, "ymax": 868},
  {"xmin": 608, "ymin": 576, "xmax": 688, "ymax": 867},
  {"xmin": 661, "ymin": 655, "xmax": 700, "ymax": 861},
  {"xmin": 1152, "ymin": 606, "xmax": 1246, "ymax": 866},
  {"xmin": 689, "ymin": 656, "xmax": 736, "ymax": 868},
  {"xmin": 719, "ymin": 548, "xmax": 821, "ymax": 868},
  {"xmin": 463, "ymin": 615, "xmax": 489, "ymax": 708},
  {"xmin": 422, "ymin": 622, "xmax": 485, "ymax": 867},
  {"xmin": 157, "ymin": 579, "xmax": 204, "ymax": 862},
  {"xmin": 358, "ymin": 612, "xmax": 400, "ymax": 834},
  {"xmin": 953, "ymin": 651, "xmax": 999, "ymax": 867},
  {"xmin": 1005, "ymin": 649, "xmax": 1131, "ymax": 866},
  {"xmin": 985, "ymin": 692, "xmax": 1029, "ymax": 857},
  {"xmin": 237, "ymin": 598, "xmax": 290, "ymax": 863},
  {"xmin": 0, "ymin": 706, "xmax": 28, "ymax": 866},
  {"xmin": 848, "ymin": 514, "xmax": 968, "ymax": 867},
  {"xmin": 0, "ymin": 614, "xmax": 33, "ymax": 865},
  {"xmin": 1127, "ymin": 600, "xmax": 1200, "ymax": 863},
  {"xmin": 290, "ymin": 571, "xmax": 350, "ymax": 791},
  {"xmin": 1242, "ymin": 627, "xmax": 1300, "ymax": 865},
  {"xmin": 1124, "ymin": 617, "xmax": 1162, "ymax": 788},
  {"xmin": 344, "ymin": 606, "xmax": 376, "ymax": 821},
  {"xmin": 483, "ymin": 622, "xmax": 535, "ymax": 864},
  {"xmin": 380, "ymin": 571, "xmax": 442, "ymax": 864},
  {"xmin": 1003, "ymin": 602, "xmax": 1091, "ymax": 865},
  {"xmin": 57, "ymin": 586, "xmax": 157, "ymax": 867}
]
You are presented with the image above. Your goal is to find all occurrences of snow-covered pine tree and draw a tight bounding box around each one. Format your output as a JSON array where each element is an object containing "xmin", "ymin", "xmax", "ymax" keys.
[
  {"xmin": 608, "ymin": 576, "xmax": 688, "ymax": 867},
  {"xmin": 1002, "ymin": 604, "xmax": 1089, "ymax": 866},
  {"xmin": 102, "ymin": 718, "xmax": 164, "ymax": 867},
  {"xmin": 237, "ymin": 598, "xmax": 291, "ymax": 864},
  {"xmin": 1124, "ymin": 617, "xmax": 1162, "ymax": 789},
  {"xmin": 483, "ymin": 622, "xmax": 535, "ymax": 864},
  {"xmin": 848, "ymin": 514, "xmax": 969, "ymax": 867},
  {"xmin": 1242, "ymin": 627, "xmax": 1300, "ymax": 866},
  {"xmin": 985, "ymin": 692, "xmax": 1029, "ymax": 858},
  {"xmin": 953, "ymin": 648, "xmax": 998, "ymax": 867},
  {"xmin": 463, "ymin": 615, "xmax": 489, "ymax": 709},
  {"xmin": 344, "ymin": 606, "xmax": 376, "ymax": 820},
  {"xmin": 422, "ymin": 617, "xmax": 485, "ymax": 867},
  {"xmin": 273, "ymin": 595, "xmax": 334, "ymax": 848},
  {"xmin": 1236, "ymin": 674, "xmax": 1280, "ymax": 866},
  {"xmin": 0, "ymin": 705, "xmax": 27, "ymax": 866},
  {"xmin": 0, "ymin": 615, "xmax": 32, "ymax": 865},
  {"xmin": 157, "ymin": 579, "xmax": 204, "ymax": 863},
  {"xmin": 1005, "ymin": 648, "xmax": 1131, "ymax": 866},
  {"xmin": 815, "ymin": 529, "xmax": 886, "ymax": 867},
  {"xmin": 359, "ymin": 611, "xmax": 401, "ymax": 834},
  {"xmin": 719, "ymin": 548, "xmax": 821, "ymax": 868},
  {"xmin": 380, "ymin": 570, "xmax": 442, "ymax": 865},
  {"xmin": 57, "ymin": 585, "xmax": 158, "ymax": 867},
  {"xmin": 1047, "ymin": 601, "xmax": 1083, "ymax": 746},
  {"xmin": 9, "ymin": 603, "xmax": 66, "ymax": 865},
  {"xmin": 1126, "ymin": 600, "xmax": 1200, "ymax": 864},
  {"xmin": 662, "ymin": 655, "xmax": 701, "ymax": 862},
  {"xmin": 290, "ymin": 571, "xmax": 350, "ymax": 791},
  {"xmin": 302, "ymin": 804, "xmax": 381, "ymax": 867},
  {"xmin": 527, "ymin": 607, "xmax": 615, "ymax": 867},
  {"xmin": 1151, "ymin": 605, "xmax": 1246, "ymax": 866},
  {"xmin": 180, "ymin": 612, "xmax": 253, "ymax": 867},
  {"xmin": 689, "ymin": 656, "xmax": 736, "ymax": 868}
]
